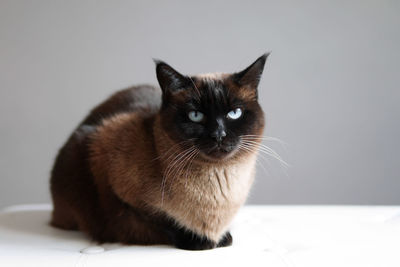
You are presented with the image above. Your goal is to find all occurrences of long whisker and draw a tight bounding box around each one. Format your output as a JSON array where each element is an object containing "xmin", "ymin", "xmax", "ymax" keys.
[
  {"xmin": 241, "ymin": 140, "xmax": 289, "ymax": 167},
  {"xmin": 152, "ymin": 139, "xmax": 193, "ymax": 162},
  {"xmin": 163, "ymin": 146, "xmax": 195, "ymax": 186},
  {"xmin": 160, "ymin": 146, "xmax": 190, "ymax": 197},
  {"xmin": 239, "ymin": 143, "xmax": 273, "ymax": 168},
  {"xmin": 241, "ymin": 134, "xmax": 287, "ymax": 143},
  {"xmin": 184, "ymin": 149, "xmax": 199, "ymax": 187},
  {"xmin": 240, "ymin": 142, "xmax": 290, "ymax": 178},
  {"xmin": 238, "ymin": 144, "xmax": 270, "ymax": 175},
  {"xmin": 240, "ymin": 141, "xmax": 289, "ymax": 169},
  {"xmin": 241, "ymin": 135, "xmax": 289, "ymax": 150},
  {"xmin": 169, "ymin": 147, "xmax": 198, "ymax": 192},
  {"xmin": 166, "ymin": 147, "xmax": 197, "ymax": 193},
  {"xmin": 160, "ymin": 146, "xmax": 195, "ymax": 204}
]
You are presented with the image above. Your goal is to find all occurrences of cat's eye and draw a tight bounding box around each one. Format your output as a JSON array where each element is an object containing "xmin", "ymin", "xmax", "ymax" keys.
[
  {"xmin": 227, "ymin": 108, "xmax": 243, "ymax": 120},
  {"xmin": 188, "ymin": 111, "xmax": 204, "ymax": 122}
]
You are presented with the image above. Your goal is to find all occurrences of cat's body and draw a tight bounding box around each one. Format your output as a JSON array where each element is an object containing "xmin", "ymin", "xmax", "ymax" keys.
[{"xmin": 50, "ymin": 54, "xmax": 268, "ymax": 250}]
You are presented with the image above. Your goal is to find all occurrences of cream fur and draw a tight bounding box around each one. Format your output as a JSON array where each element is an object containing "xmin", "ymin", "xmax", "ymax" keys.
[
  {"xmin": 160, "ymin": 157, "xmax": 256, "ymax": 242},
  {"xmin": 153, "ymin": 116, "xmax": 258, "ymax": 242}
]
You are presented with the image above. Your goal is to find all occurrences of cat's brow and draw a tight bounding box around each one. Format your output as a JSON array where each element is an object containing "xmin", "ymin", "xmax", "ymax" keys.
[{"xmin": 184, "ymin": 101, "xmax": 199, "ymax": 110}]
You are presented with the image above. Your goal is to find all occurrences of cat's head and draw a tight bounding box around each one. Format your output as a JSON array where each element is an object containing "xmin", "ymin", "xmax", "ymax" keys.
[{"xmin": 155, "ymin": 54, "xmax": 268, "ymax": 162}]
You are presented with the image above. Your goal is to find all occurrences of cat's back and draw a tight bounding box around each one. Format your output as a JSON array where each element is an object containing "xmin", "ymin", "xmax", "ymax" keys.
[
  {"xmin": 81, "ymin": 85, "xmax": 162, "ymax": 127},
  {"xmin": 50, "ymin": 84, "xmax": 162, "ymax": 235}
]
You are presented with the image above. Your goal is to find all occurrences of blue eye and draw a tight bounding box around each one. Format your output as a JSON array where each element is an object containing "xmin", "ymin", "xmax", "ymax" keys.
[
  {"xmin": 188, "ymin": 111, "xmax": 204, "ymax": 122},
  {"xmin": 227, "ymin": 108, "xmax": 242, "ymax": 120}
]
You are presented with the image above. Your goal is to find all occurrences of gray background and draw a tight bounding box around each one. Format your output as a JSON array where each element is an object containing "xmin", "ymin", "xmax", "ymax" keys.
[{"xmin": 1, "ymin": 0, "xmax": 399, "ymax": 209}]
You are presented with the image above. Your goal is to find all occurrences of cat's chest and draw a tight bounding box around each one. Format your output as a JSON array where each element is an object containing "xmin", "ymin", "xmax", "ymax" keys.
[
  {"xmin": 186, "ymin": 162, "xmax": 255, "ymax": 205},
  {"xmin": 161, "ymin": 157, "xmax": 257, "ymax": 241}
]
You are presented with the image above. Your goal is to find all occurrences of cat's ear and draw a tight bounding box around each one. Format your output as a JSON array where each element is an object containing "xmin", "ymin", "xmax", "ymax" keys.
[
  {"xmin": 154, "ymin": 60, "xmax": 189, "ymax": 94},
  {"xmin": 233, "ymin": 53, "xmax": 270, "ymax": 89}
]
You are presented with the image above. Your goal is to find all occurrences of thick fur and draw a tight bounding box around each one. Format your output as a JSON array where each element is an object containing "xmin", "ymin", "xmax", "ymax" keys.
[{"xmin": 50, "ymin": 54, "xmax": 268, "ymax": 250}]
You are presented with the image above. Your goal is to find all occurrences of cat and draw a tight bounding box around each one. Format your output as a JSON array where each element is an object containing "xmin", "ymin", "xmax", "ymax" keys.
[{"xmin": 50, "ymin": 53, "xmax": 269, "ymax": 250}]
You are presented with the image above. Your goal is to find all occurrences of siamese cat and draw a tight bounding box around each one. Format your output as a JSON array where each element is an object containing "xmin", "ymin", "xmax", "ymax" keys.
[{"xmin": 50, "ymin": 54, "xmax": 269, "ymax": 250}]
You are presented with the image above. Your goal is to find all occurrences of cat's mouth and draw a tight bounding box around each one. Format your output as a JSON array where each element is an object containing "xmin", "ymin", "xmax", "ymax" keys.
[{"xmin": 199, "ymin": 143, "xmax": 237, "ymax": 161}]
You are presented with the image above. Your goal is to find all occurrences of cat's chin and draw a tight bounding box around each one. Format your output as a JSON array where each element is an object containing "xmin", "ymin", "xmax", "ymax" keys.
[{"xmin": 198, "ymin": 147, "xmax": 237, "ymax": 162}]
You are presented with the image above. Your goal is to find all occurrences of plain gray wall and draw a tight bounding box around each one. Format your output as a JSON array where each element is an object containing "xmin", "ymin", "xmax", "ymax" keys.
[{"xmin": 0, "ymin": 0, "xmax": 399, "ymax": 208}]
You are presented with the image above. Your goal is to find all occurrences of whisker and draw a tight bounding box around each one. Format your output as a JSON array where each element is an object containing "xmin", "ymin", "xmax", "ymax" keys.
[
  {"xmin": 152, "ymin": 139, "xmax": 193, "ymax": 162},
  {"xmin": 241, "ymin": 135, "xmax": 288, "ymax": 149},
  {"xmin": 240, "ymin": 143, "xmax": 290, "ymax": 178},
  {"xmin": 167, "ymin": 147, "xmax": 197, "ymax": 193},
  {"xmin": 238, "ymin": 144, "xmax": 271, "ymax": 175},
  {"xmin": 244, "ymin": 141, "xmax": 283, "ymax": 160},
  {"xmin": 239, "ymin": 143, "xmax": 273, "ymax": 167},
  {"xmin": 185, "ymin": 150, "xmax": 199, "ymax": 187},
  {"xmin": 241, "ymin": 140, "xmax": 289, "ymax": 167},
  {"xmin": 161, "ymin": 146, "xmax": 195, "ymax": 204},
  {"xmin": 163, "ymin": 146, "xmax": 195, "ymax": 184},
  {"xmin": 242, "ymin": 142, "xmax": 289, "ymax": 167}
]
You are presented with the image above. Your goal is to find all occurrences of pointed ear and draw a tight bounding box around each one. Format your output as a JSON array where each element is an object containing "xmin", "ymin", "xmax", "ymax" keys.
[
  {"xmin": 233, "ymin": 53, "xmax": 270, "ymax": 88},
  {"xmin": 154, "ymin": 60, "xmax": 189, "ymax": 94}
]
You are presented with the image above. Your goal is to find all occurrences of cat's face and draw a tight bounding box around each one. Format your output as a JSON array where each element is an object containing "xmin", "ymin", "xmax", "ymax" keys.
[{"xmin": 156, "ymin": 54, "xmax": 268, "ymax": 161}]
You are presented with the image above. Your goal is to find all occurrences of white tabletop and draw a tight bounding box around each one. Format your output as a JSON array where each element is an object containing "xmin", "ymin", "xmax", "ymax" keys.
[{"xmin": 1, "ymin": 204, "xmax": 399, "ymax": 267}]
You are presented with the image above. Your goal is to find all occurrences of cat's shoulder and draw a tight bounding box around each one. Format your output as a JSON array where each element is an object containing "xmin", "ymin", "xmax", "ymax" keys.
[{"xmin": 81, "ymin": 85, "xmax": 162, "ymax": 126}]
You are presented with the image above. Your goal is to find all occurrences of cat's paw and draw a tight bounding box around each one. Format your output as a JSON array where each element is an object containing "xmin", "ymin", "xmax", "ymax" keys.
[
  {"xmin": 217, "ymin": 231, "xmax": 232, "ymax": 247},
  {"xmin": 175, "ymin": 237, "xmax": 217, "ymax": 250},
  {"xmin": 172, "ymin": 229, "xmax": 217, "ymax": 250}
]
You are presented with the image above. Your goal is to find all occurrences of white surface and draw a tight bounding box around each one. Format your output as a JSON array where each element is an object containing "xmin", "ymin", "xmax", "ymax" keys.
[
  {"xmin": 80, "ymin": 246, "xmax": 105, "ymax": 254},
  {"xmin": 0, "ymin": 205, "xmax": 399, "ymax": 267}
]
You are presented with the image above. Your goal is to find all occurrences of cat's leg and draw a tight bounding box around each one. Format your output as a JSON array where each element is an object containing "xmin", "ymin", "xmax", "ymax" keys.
[
  {"xmin": 50, "ymin": 197, "xmax": 79, "ymax": 230},
  {"xmin": 217, "ymin": 231, "xmax": 232, "ymax": 247}
]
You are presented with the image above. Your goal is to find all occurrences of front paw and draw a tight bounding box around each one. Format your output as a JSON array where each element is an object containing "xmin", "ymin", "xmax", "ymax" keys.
[
  {"xmin": 176, "ymin": 236, "xmax": 217, "ymax": 251},
  {"xmin": 217, "ymin": 231, "xmax": 232, "ymax": 247},
  {"xmin": 168, "ymin": 227, "xmax": 217, "ymax": 250}
]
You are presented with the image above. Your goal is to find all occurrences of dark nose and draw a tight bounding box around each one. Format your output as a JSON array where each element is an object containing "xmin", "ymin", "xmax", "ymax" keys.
[
  {"xmin": 210, "ymin": 118, "xmax": 227, "ymax": 144},
  {"xmin": 211, "ymin": 129, "xmax": 227, "ymax": 144}
]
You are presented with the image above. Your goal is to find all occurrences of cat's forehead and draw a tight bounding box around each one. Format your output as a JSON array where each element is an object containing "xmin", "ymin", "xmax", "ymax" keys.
[
  {"xmin": 195, "ymin": 73, "xmax": 227, "ymax": 92},
  {"xmin": 170, "ymin": 72, "xmax": 257, "ymax": 108},
  {"xmin": 191, "ymin": 73, "xmax": 255, "ymax": 103},
  {"xmin": 192, "ymin": 73, "xmax": 228, "ymax": 93},
  {"xmin": 190, "ymin": 73, "xmax": 231, "ymax": 106}
]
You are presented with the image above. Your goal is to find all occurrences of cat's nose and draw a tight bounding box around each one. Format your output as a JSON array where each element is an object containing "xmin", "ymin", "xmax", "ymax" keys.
[
  {"xmin": 211, "ymin": 128, "xmax": 227, "ymax": 144},
  {"xmin": 211, "ymin": 118, "xmax": 226, "ymax": 144}
]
